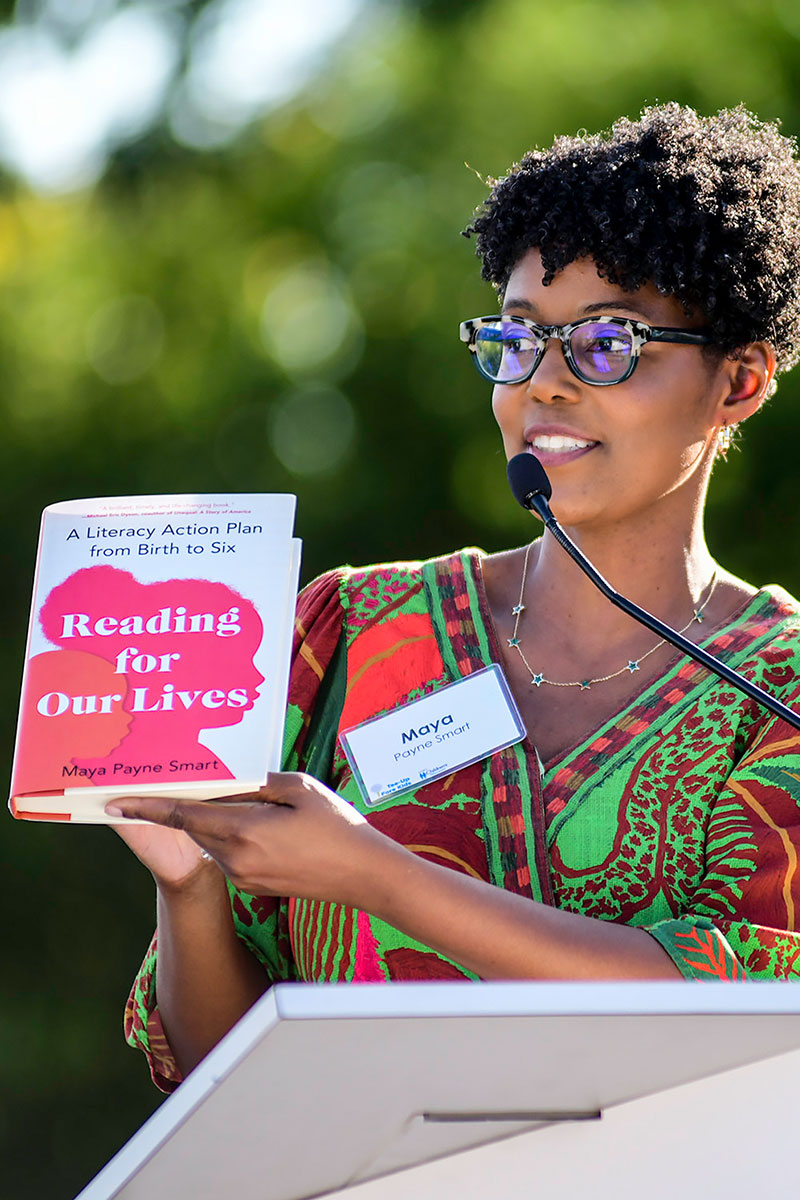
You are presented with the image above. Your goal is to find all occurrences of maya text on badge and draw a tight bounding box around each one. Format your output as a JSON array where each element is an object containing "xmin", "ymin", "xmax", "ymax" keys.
[{"xmin": 395, "ymin": 713, "xmax": 470, "ymax": 761}]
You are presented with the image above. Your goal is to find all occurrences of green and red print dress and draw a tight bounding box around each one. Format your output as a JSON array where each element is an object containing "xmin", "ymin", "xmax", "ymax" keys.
[{"xmin": 127, "ymin": 550, "xmax": 800, "ymax": 1090}]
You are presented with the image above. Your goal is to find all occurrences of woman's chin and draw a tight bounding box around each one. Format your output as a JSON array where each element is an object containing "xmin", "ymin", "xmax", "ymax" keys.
[{"xmin": 546, "ymin": 494, "xmax": 608, "ymax": 531}]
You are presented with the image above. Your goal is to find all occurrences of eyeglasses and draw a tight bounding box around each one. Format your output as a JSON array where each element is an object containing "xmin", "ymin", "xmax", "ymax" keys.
[{"xmin": 459, "ymin": 314, "xmax": 714, "ymax": 387}]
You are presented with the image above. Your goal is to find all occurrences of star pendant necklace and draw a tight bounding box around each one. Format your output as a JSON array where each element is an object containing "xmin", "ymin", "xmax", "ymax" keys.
[{"xmin": 506, "ymin": 541, "xmax": 718, "ymax": 691}]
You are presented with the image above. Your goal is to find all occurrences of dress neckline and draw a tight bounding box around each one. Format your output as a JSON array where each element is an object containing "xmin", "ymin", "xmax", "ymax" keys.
[{"xmin": 464, "ymin": 547, "xmax": 792, "ymax": 775}]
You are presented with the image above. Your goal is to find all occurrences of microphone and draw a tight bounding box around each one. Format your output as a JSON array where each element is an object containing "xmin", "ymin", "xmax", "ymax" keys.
[{"xmin": 506, "ymin": 452, "xmax": 800, "ymax": 731}]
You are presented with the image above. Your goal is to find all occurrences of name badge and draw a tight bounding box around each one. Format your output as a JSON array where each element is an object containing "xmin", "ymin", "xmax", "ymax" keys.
[{"xmin": 339, "ymin": 663, "xmax": 526, "ymax": 806}]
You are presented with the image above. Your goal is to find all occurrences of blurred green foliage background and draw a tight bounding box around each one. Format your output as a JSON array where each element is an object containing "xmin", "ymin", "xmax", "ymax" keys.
[{"xmin": 4, "ymin": 0, "xmax": 800, "ymax": 1195}]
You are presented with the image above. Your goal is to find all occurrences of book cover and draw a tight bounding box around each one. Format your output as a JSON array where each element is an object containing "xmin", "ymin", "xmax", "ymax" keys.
[{"xmin": 10, "ymin": 494, "xmax": 300, "ymax": 823}]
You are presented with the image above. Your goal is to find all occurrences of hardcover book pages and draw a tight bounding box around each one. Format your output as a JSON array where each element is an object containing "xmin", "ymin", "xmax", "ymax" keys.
[{"xmin": 10, "ymin": 494, "xmax": 301, "ymax": 823}]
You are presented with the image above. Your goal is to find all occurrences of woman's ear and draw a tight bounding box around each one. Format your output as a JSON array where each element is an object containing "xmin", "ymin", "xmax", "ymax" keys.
[{"xmin": 719, "ymin": 341, "xmax": 777, "ymax": 423}]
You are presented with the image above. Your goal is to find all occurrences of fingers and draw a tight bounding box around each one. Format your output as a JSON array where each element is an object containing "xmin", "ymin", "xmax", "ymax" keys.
[
  {"xmin": 104, "ymin": 773, "xmax": 304, "ymax": 822},
  {"xmin": 208, "ymin": 774, "xmax": 308, "ymax": 806},
  {"xmin": 182, "ymin": 778, "xmax": 295, "ymax": 809},
  {"xmin": 256, "ymin": 771, "xmax": 305, "ymax": 806},
  {"xmin": 104, "ymin": 795, "xmax": 254, "ymax": 843}
]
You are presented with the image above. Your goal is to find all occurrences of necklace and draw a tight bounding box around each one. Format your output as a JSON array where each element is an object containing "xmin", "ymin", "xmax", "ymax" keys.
[{"xmin": 506, "ymin": 542, "xmax": 718, "ymax": 691}]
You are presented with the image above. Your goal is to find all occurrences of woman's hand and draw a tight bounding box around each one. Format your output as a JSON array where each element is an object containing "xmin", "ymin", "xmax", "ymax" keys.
[
  {"xmin": 109, "ymin": 817, "xmax": 212, "ymax": 892},
  {"xmin": 105, "ymin": 773, "xmax": 384, "ymax": 907}
]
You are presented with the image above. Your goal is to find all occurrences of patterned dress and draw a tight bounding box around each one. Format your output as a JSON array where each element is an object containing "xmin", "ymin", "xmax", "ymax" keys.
[{"xmin": 126, "ymin": 549, "xmax": 800, "ymax": 1090}]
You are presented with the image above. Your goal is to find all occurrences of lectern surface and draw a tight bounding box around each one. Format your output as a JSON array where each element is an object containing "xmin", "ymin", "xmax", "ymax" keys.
[{"xmin": 76, "ymin": 981, "xmax": 800, "ymax": 1200}]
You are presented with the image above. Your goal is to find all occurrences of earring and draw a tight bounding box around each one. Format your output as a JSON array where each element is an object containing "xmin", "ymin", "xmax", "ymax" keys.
[{"xmin": 718, "ymin": 423, "xmax": 735, "ymax": 455}]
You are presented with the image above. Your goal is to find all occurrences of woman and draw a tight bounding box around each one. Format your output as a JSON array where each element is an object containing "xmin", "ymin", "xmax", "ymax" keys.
[{"xmin": 114, "ymin": 104, "xmax": 800, "ymax": 1092}]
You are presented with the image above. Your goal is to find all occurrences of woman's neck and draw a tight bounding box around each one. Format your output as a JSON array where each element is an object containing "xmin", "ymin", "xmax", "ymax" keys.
[{"xmin": 521, "ymin": 500, "xmax": 718, "ymax": 646}]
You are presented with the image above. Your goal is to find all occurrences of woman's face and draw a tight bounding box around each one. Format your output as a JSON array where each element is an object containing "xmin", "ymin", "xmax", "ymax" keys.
[{"xmin": 492, "ymin": 248, "xmax": 732, "ymax": 531}]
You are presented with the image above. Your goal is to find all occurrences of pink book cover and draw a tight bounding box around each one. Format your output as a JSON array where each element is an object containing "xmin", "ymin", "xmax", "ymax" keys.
[{"xmin": 10, "ymin": 494, "xmax": 300, "ymax": 823}]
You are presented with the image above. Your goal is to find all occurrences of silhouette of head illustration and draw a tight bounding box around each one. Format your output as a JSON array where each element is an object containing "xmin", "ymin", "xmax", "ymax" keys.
[{"xmin": 14, "ymin": 649, "xmax": 133, "ymax": 793}]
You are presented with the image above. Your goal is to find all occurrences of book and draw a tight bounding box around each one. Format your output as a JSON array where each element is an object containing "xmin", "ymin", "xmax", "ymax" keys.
[{"xmin": 9, "ymin": 494, "xmax": 301, "ymax": 823}]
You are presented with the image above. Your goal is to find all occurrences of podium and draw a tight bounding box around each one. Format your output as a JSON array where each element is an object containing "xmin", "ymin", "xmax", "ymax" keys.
[{"xmin": 76, "ymin": 982, "xmax": 800, "ymax": 1200}]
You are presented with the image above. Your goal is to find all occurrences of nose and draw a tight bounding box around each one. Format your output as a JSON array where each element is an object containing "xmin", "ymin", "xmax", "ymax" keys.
[{"xmin": 525, "ymin": 333, "xmax": 581, "ymax": 404}]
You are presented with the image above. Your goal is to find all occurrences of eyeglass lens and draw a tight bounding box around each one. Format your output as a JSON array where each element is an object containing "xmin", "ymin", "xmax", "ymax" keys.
[{"xmin": 474, "ymin": 319, "xmax": 635, "ymax": 383}]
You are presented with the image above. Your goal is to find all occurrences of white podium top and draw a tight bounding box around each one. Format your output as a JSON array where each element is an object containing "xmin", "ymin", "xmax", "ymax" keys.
[{"xmin": 76, "ymin": 981, "xmax": 800, "ymax": 1200}]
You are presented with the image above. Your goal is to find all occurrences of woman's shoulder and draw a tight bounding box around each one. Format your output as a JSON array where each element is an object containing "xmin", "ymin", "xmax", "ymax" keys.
[
  {"xmin": 747, "ymin": 581, "xmax": 800, "ymax": 643},
  {"xmin": 717, "ymin": 576, "xmax": 800, "ymax": 673},
  {"xmin": 663, "ymin": 563, "xmax": 800, "ymax": 649},
  {"xmin": 757, "ymin": 581, "xmax": 800, "ymax": 615},
  {"xmin": 722, "ymin": 570, "xmax": 800, "ymax": 627}
]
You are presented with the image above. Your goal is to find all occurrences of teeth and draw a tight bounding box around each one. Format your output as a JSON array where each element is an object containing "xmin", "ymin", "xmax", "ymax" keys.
[{"xmin": 530, "ymin": 435, "xmax": 592, "ymax": 452}]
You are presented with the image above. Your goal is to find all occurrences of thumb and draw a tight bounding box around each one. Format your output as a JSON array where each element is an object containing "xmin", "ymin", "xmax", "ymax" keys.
[{"xmin": 254, "ymin": 771, "xmax": 306, "ymax": 807}]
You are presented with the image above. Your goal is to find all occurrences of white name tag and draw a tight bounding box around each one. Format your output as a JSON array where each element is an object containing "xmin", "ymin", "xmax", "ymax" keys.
[{"xmin": 339, "ymin": 663, "xmax": 526, "ymax": 806}]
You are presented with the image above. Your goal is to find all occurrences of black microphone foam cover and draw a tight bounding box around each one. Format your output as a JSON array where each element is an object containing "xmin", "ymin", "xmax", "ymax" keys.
[{"xmin": 507, "ymin": 452, "xmax": 553, "ymax": 509}]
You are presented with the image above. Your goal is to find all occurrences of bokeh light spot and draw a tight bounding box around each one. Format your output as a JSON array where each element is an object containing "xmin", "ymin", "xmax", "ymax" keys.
[
  {"xmin": 269, "ymin": 385, "xmax": 356, "ymax": 476},
  {"xmin": 86, "ymin": 294, "xmax": 165, "ymax": 385},
  {"xmin": 260, "ymin": 259, "xmax": 363, "ymax": 378},
  {"xmin": 330, "ymin": 161, "xmax": 425, "ymax": 258}
]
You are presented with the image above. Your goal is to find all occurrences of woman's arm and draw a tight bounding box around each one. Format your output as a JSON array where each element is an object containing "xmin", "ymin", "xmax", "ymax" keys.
[
  {"xmin": 108, "ymin": 773, "xmax": 680, "ymax": 984},
  {"xmin": 114, "ymin": 820, "xmax": 270, "ymax": 1077},
  {"xmin": 354, "ymin": 834, "xmax": 680, "ymax": 980},
  {"xmin": 155, "ymin": 867, "xmax": 270, "ymax": 1076}
]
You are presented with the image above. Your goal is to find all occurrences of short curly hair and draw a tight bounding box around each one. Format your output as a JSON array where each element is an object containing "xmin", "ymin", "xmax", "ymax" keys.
[{"xmin": 463, "ymin": 104, "xmax": 800, "ymax": 374}]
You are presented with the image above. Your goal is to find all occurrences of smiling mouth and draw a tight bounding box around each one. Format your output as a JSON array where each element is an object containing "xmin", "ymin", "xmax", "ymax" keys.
[{"xmin": 528, "ymin": 434, "xmax": 596, "ymax": 453}]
